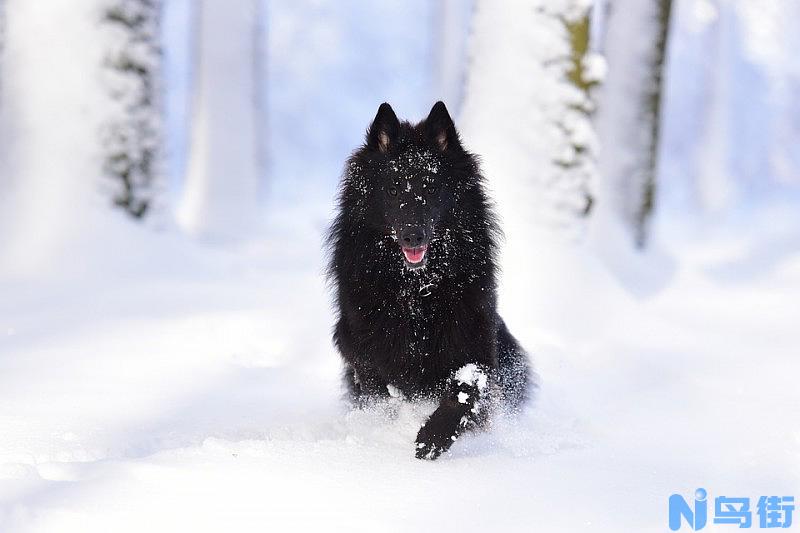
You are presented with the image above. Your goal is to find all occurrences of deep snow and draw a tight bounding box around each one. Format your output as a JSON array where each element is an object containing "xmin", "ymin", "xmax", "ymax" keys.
[{"xmin": 1, "ymin": 197, "xmax": 799, "ymax": 531}]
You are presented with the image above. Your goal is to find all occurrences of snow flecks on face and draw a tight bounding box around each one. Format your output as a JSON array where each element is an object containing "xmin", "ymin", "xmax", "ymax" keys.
[
  {"xmin": 455, "ymin": 363, "xmax": 489, "ymax": 391},
  {"xmin": 457, "ymin": 391, "xmax": 470, "ymax": 404},
  {"xmin": 383, "ymin": 148, "xmax": 442, "ymax": 189},
  {"xmin": 396, "ymin": 148, "xmax": 440, "ymax": 176}
]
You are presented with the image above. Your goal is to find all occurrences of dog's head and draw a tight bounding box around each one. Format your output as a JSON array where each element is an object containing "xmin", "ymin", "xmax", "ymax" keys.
[{"xmin": 359, "ymin": 101, "xmax": 470, "ymax": 271}]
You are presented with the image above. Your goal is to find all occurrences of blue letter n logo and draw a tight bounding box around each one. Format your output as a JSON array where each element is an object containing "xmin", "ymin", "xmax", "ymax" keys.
[{"xmin": 670, "ymin": 488, "xmax": 708, "ymax": 530}]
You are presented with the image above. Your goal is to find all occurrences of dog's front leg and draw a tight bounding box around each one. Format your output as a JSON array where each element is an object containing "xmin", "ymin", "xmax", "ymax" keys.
[{"xmin": 414, "ymin": 364, "xmax": 490, "ymax": 460}]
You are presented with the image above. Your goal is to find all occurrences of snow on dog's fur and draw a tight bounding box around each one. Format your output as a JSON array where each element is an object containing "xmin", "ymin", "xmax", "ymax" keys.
[{"xmin": 327, "ymin": 102, "xmax": 532, "ymax": 460}]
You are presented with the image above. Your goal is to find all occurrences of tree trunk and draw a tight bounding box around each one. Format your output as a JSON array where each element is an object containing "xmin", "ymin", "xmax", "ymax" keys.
[
  {"xmin": 460, "ymin": 0, "xmax": 598, "ymax": 238},
  {"xmin": 176, "ymin": 0, "xmax": 264, "ymax": 240},
  {"xmin": 432, "ymin": 0, "xmax": 474, "ymax": 118},
  {"xmin": 0, "ymin": 1, "xmax": 124, "ymax": 271},
  {"xmin": 593, "ymin": 0, "xmax": 672, "ymax": 249},
  {"xmin": 101, "ymin": 0, "xmax": 164, "ymax": 219},
  {"xmin": 637, "ymin": 0, "xmax": 671, "ymax": 247}
]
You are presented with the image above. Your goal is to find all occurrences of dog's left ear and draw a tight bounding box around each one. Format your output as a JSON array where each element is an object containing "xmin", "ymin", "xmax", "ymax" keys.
[{"xmin": 424, "ymin": 101, "xmax": 459, "ymax": 152}]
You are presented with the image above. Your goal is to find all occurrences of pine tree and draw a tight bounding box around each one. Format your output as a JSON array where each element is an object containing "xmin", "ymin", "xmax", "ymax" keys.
[{"xmin": 101, "ymin": 0, "xmax": 163, "ymax": 219}]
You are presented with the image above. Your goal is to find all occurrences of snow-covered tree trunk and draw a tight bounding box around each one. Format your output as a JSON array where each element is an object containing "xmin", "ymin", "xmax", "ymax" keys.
[
  {"xmin": 0, "ymin": 1, "xmax": 121, "ymax": 272},
  {"xmin": 592, "ymin": 0, "xmax": 672, "ymax": 248},
  {"xmin": 432, "ymin": 0, "xmax": 474, "ymax": 118},
  {"xmin": 563, "ymin": 6, "xmax": 604, "ymax": 218},
  {"xmin": 460, "ymin": 0, "xmax": 598, "ymax": 238},
  {"xmin": 176, "ymin": 0, "xmax": 264, "ymax": 239},
  {"xmin": 459, "ymin": 0, "xmax": 602, "ymax": 333},
  {"xmin": 101, "ymin": 0, "xmax": 164, "ymax": 219}
]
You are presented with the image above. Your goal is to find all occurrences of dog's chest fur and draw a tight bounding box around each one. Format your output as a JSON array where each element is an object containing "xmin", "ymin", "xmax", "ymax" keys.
[{"xmin": 348, "ymin": 270, "xmax": 485, "ymax": 393}]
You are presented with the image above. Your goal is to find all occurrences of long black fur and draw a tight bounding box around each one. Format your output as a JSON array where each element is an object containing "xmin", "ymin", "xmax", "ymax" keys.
[{"xmin": 327, "ymin": 101, "xmax": 532, "ymax": 460}]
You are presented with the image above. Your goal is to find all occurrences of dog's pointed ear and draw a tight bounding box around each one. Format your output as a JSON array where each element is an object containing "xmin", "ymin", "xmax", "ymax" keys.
[
  {"xmin": 367, "ymin": 103, "xmax": 400, "ymax": 153},
  {"xmin": 424, "ymin": 101, "xmax": 458, "ymax": 152}
]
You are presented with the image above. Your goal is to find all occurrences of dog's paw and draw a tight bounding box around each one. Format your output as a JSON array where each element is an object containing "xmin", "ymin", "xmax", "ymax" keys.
[
  {"xmin": 414, "ymin": 425, "xmax": 453, "ymax": 460},
  {"xmin": 415, "ymin": 438, "xmax": 447, "ymax": 460},
  {"xmin": 414, "ymin": 407, "xmax": 463, "ymax": 460}
]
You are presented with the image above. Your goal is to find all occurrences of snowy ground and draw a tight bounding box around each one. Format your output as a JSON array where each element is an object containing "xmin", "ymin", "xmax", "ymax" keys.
[{"xmin": 1, "ymin": 194, "xmax": 798, "ymax": 532}]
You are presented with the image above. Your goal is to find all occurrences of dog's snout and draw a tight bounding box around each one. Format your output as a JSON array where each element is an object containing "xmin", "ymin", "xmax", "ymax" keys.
[{"xmin": 400, "ymin": 228, "xmax": 427, "ymax": 248}]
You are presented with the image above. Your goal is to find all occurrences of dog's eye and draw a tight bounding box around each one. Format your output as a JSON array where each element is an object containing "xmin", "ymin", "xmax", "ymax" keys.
[{"xmin": 387, "ymin": 186, "xmax": 398, "ymax": 196}]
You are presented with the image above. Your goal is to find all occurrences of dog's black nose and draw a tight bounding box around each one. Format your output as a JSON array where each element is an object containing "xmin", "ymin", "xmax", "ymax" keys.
[{"xmin": 400, "ymin": 227, "xmax": 427, "ymax": 248}]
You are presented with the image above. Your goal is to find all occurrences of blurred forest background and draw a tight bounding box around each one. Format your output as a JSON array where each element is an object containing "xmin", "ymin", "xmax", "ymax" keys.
[{"xmin": 1, "ymin": 0, "xmax": 797, "ymax": 263}]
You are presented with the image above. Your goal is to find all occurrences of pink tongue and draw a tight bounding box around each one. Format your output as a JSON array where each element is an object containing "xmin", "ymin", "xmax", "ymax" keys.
[{"xmin": 402, "ymin": 246, "xmax": 426, "ymax": 264}]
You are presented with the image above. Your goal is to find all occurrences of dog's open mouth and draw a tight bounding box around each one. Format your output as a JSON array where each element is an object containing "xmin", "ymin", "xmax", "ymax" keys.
[{"xmin": 401, "ymin": 245, "xmax": 428, "ymax": 268}]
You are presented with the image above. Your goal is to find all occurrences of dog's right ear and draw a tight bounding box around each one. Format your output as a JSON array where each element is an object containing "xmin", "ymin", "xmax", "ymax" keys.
[{"xmin": 367, "ymin": 103, "xmax": 400, "ymax": 153}]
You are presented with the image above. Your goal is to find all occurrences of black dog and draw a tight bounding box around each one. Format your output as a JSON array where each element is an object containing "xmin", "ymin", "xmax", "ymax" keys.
[{"xmin": 327, "ymin": 101, "xmax": 531, "ymax": 460}]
